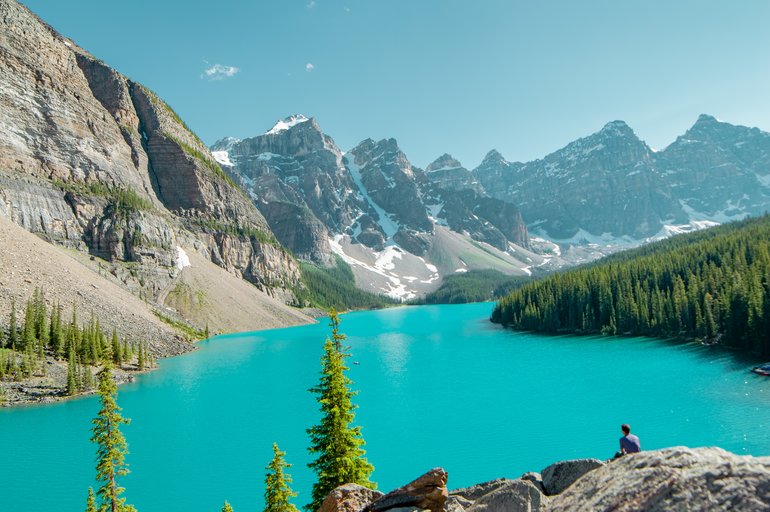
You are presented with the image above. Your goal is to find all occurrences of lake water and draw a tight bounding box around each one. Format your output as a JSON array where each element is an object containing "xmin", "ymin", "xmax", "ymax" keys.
[{"xmin": 2, "ymin": 302, "xmax": 770, "ymax": 511}]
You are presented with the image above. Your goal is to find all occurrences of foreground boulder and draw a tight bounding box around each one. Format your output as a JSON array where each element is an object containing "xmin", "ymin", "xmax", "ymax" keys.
[
  {"xmin": 467, "ymin": 480, "xmax": 546, "ymax": 512},
  {"xmin": 319, "ymin": 469, "xmax": 448, "ymax": 512},
  {"xmin": 451, "ymin": 478, "xmax": 518, "ymax": 503},
  {"xmin": 318, "ymin": 484, "xmax": 384, "ymax": 512},
  {"xmin": 367, "ymin": 467, "xmax": 448, "ymax": 512},
  {"xmin": 547, "ymin": 447, "xmax": 770, "ymax": 511},
  {"xmin": 540, "ymin": 458, "xmax": 604, "ymax": 496}
]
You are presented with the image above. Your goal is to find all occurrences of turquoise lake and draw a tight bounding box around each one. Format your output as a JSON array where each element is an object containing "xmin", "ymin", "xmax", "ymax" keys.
[{"xmin": 2, "ymin": 302, "xmax": 770, "ymax": 511}]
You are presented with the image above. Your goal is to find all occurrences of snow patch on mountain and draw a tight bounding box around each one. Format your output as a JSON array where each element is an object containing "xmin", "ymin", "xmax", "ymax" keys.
[
  {"xmin": 266, "ymin": 114, "xmax": 310, "ymax": 135},
  {"xmin": 175, "ymin": 246, "xmax": 191, "ymax": 270},
  {"xmin": 345, "ymin": 155, "xmax": 399, "ymax": 242},
  {"xmin": 211, "ymin": 150, "xmax": 233, "ymax": 167}
]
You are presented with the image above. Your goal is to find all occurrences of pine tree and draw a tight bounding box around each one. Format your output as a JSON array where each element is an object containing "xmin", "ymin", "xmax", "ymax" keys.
[
  {"xmin": 90, "ymin": 365, "xmax": 135, "ymax": 512},
  {"xmin": 112, "ymin": 330, "xmax": 122, "ymax": 366},
  {"xmin": 8, "ymin": 298, "xmax": 18, "ymax": 351},
  {"xmin": 306, "ymin": 310, "xmax": 375, "ymax": 511},
  {"xmin": 264, "ymin": 443, "xmax": 299, "ymax": 512},
  {"xmin": 122, "ymin": 339, "xmax": 130, "ymax": 365},
  {"xmin": 82, "ymin": 364, "xmax": 94, "ymax": 391},
  {"xmin": 50, "ymin": 303, "xmax": 63, "ymax": 357},
  {"xmin": 222, "ymin": 501, "xmax": 234, "ymax": 512},
  {"xmin": 22, "ymin": 299, "xmax": 35, "ymax": 351},
  {"xmin": 137, "ymin": 342, "xmax": 145, "ymax": 371},
  {"xmin": 66, "ymin": 351, "xmax": 78, "ymax": 396},
  {"xmin": 85, "ymin": 487, "xmax": 97, "ymax": 512}
]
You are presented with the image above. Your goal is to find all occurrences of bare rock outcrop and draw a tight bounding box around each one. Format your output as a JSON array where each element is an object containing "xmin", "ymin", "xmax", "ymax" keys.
[
  {"xmin": 539, "ymin": 458, "xmax": 604, "ymax": 496},
  {"xmin": 368, "ymin": 468, "xmax": 448, "ymax": 512},
  {"xmin": 318, "ymin": 469, "xmax": 448, "ymax": 512},
  {"xmin": 546, "ymin": 447, "xmax": 770, "ymax": 511},
  {"xmin": 320, "ymin": 447, "xmax": 770, "ymax": 512},
  {"xmin": 451, "ymin": 478, "xmax": 547, "ymax": 512},
  {"xmin": 319, "ymin": 484, "xmax": 384, "ymax": 512}
]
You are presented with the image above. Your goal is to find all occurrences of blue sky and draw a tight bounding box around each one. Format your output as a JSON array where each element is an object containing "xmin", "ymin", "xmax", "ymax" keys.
[{"xmin": 21, "ymin": 0, "xmax": 770, "ymax": 168}]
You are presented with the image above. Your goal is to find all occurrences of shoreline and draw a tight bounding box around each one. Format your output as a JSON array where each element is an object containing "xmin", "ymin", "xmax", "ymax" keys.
[{"xmin": 0, "ymin": 306, "xmax": 327, "ymax": 408}]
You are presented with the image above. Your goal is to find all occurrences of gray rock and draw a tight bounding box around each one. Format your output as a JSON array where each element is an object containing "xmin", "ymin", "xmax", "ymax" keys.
[
  {"xmin": 519, "ymin": 472, "xmax": 544, "ymax": 493},
  {"xmin": 466, "ymin": 480, "xmax": 546, "ymax": 512},
  {"xmin": 451, "ymin": 479, "xmax": 517, "ymax": 502},
  {"xmin": 443, "ymin": 496, "xmax": 468, "ymax": 512},
  {"xmin": 318, "ymin": 483, "xmax": 384, "ymax": 512},
  {"xmin": 546, "ymin": 446, "xmax": 770, "ymax": 511},
  {"xmin": 540, "ymin": 458, "xmax": 604, "ymax": 496}
]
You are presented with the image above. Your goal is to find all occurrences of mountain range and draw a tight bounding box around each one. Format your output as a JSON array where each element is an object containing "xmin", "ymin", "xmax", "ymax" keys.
[
  {"xmin": 211, "ymin": 113, "xmax": 770, "ymax": 299},
  {"xmin": 212, "ymin": 117, "xmax": 539, "ymax": 300}
]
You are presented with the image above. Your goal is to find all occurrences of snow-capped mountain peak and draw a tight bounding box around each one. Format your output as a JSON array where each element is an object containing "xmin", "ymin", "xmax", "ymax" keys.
[{"xmin": 265, "ymin": 114, "xmax": 310, "ymax": 135}]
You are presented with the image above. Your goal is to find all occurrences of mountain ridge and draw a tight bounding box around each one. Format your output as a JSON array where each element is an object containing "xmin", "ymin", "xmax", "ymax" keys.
[{"xmin": 0, "ymin": 0, "xmax": 310, "ymax": 352}]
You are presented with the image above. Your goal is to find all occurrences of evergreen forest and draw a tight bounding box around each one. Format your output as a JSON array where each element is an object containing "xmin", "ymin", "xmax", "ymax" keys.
[
  {"xmin": 492, "ymin": 216, "xmax": 770, "ymax": 356},
  {"xmin": 296, "ymin": 256, "xmax": 398, "ymax": 310},
  {"xmin": 0, "ymin": 288, "xmax": 155, "ymax": 396},
  {"xmin": 414, "ymin": 269, "xmax": 530, "ymax": 305}
]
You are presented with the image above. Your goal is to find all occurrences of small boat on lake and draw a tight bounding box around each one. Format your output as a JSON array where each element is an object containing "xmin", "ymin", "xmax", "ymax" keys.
[{"xmin": 752, "ymin": 363, "xmax": 770, "ymax": 376}]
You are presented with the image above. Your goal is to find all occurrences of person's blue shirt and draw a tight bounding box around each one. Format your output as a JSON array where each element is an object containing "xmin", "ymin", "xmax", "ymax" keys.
[{"xmin": 620, "ymin": 433, "xmax": 641, "ymax": 454}]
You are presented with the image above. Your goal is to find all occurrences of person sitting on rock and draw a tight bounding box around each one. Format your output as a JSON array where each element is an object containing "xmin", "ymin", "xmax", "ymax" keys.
[{"xmin": 614, "ymin": 424, "xmax": 641, "ymax": 458}]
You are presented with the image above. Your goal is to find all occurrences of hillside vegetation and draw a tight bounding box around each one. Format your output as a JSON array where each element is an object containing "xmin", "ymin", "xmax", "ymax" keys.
[
  {"xmin": 415, "ymin": 269, "xmax": 530, "ymax": 304},
  {"xmin": 492, "ymin": 216, "xmax": 770, "ymax": 355},
  {"xmin": 296, "ymin": 256, "xmax": 399, "ymax": 310}
]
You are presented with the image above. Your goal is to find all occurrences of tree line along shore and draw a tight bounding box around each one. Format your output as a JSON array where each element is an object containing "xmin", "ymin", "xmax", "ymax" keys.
[
  {"xmin": 493, "ymin": 215, "xmax": 770, "ymax": 357},
  {"xmin": 0, "ymin": 287, "xmax": 157, "ymax": 403}
]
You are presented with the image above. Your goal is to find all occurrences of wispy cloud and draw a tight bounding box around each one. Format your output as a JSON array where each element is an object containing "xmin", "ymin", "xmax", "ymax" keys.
[
  {"xmin": 306, "ymin": 63, "xmax": 315, "ymax": 72},
  {"xmin": 201, "ymin": 63, "xmax": 240, "ymax": 81},
  {"xmin": 307, "ymin": 0, "xmax": 316, "ymax": 8}
]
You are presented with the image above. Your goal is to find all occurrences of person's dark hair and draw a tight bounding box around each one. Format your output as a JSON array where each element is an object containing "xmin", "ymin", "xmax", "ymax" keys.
[{"xmin": 621, "ymin": 424, "xmax": 631, "ymax": 435}]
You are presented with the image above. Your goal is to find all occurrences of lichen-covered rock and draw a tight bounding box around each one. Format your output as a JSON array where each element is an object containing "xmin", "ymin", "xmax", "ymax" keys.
[
  {"xmin": 540, "ymin": 458, "xmax": 604, "ymax": 496},
  {"xmin": 318, "ymin": 484, "xmax": 384, "ymax": 512},
  {"xmin": 546, "ymin": 447, "xmax": 770, "ymax": 512},
  {"xmin": 368, "ymin": 468, "xmax": 448, "ymax": 512}
]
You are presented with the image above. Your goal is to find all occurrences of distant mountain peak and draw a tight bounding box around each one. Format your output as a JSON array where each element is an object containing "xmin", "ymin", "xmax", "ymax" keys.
[
  {"xmin": 598, "ymin": 120, "xmax": 635, "ymax": 138},
  {"xmin": 265, "ymin": 114, "xmax": 311, "ymax": 135},
  {"xmin": 210, "ymin": 136, "xmax": 241, "ymax": 151},
  {"xmin": 480, "ymin": 149, "xmax": 508, "ymax": 167},
  {"xmin": 427, "ymin": 153, "xmax": 463, "ymax": 172},
  {"xmin": 696, "ymin": 113, "xmax": 718, "ymax": 124},
  {"xmin": 682, "ymin": 114, "xmax": 738, "ymax": 141}
]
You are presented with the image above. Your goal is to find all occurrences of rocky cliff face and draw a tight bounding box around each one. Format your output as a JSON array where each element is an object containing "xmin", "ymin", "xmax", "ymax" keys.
[
  {"xmin": 474, "ymin": 121, "xmax": 686, "ymax": 240},
  {"xmin": 0, "ymin": 0, "xmax": 300, "ymax": 313},
  {"xmin": 420, "ymin": 154, "xmax": 529, "ymax": 251},
  {"xmin": 656, "ymin": 114, "xmax": 770, "ymax": 220},
  {"xmin": 319, "ymin": 447, "xmax": 770, "ymax": 512},
  {"xmin": 473, "ymin": 116, "xmax": 770, "ymax": 242},
  {"xmin": 425, "ymin": 154, "xmax": 483, "ymax": 192}
]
